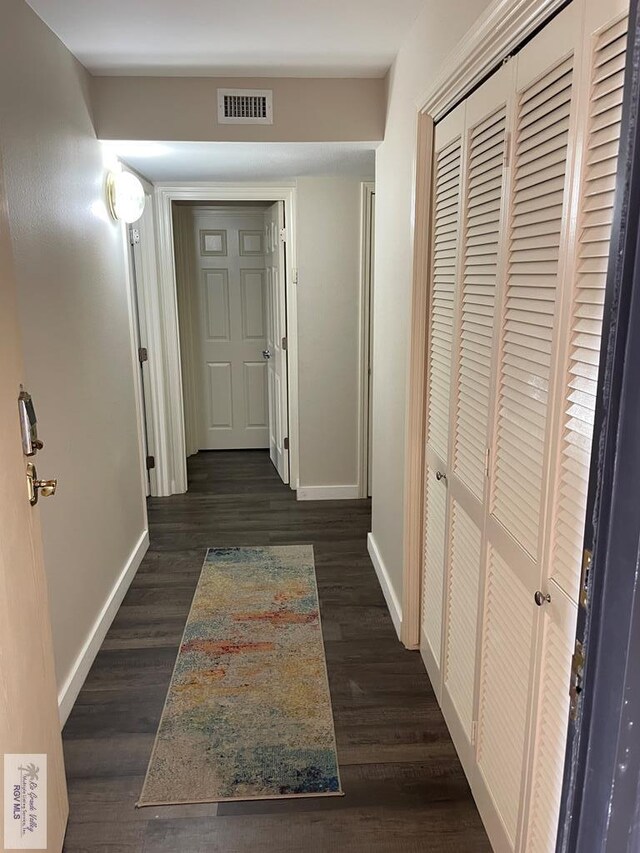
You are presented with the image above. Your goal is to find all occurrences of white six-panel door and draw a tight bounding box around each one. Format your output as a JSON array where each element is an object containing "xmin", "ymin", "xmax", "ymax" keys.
[
  {"xmin": 419, "ymin": 0, "xmax": 629, "ymax": 849},
  {"xmin": 191, "ymin": 211, "xmax": 269, "ymax": 450}
]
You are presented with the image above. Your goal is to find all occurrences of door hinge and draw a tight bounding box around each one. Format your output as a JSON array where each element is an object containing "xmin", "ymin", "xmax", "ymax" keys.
[
  {"xmin": 569, "ymin": 639, "xmax": 585, "ymax": 720},
  {"xmin": 284, "ymin": 437, "xmax": 289, "ymax": 451},
  {"xmin": 138, "ymin": 346, "xmax": 148, "ymax": 364},
  {"xmin": 580, "ymin": 548, "xmax": 592, "ymax": 609},
  {"xmin": 504, "ymin": 131, "xmax": 512, "ymax": 168},
  {"xmin": 485, "ymin": 447, "xmax": 490, "ymax": 477},
  {"xmin": 129, "ymin": 226, "xmax": 140, "ymax": 245},
  {"xmin": 471, "ymin": 720, "xmax": 478, "ymax": 746},
  {"xmin": 279, "ymin": 227, "xmax": 287, "ymax": 243},
  {"xmin": 292, "ymin": 267, "xmax": 298, "ymax": 285},
  {"xmin": 282, "ymin": 336, "xmax": 288, "ymax": 351},
  {"xmin": 146, "ymin": 455, "xmax": 155, "ymax": 470}
]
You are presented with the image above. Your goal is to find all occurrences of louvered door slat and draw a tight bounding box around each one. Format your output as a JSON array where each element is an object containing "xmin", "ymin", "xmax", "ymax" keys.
[
  {"xmin": 526, "ymin": 596, "xmax": 577, "ymax": 852},
  {"xmin": 454, "ymin": 107, "xmax": 506, "ymax": 498},
  {"xmin": 477, "ymin": 547, "xmax": 534, "ymax": 845},
  {"xmin": 551, "ymin": 17, "xmax": 626, "ymax": 601},
  {"xmin": 444, "ymin": 502, "xmax": 482, "ymax": 736},
  {"xmin": 427, "ymin": 137, "xmax": 462, "ymax": 461},
  {"xmin": 492, "ymin": 56, "xmax": 573, "ymax": 557},
  {"xmin": 422, "ymin": 467, "xmax": 448, "ymax": 662}
]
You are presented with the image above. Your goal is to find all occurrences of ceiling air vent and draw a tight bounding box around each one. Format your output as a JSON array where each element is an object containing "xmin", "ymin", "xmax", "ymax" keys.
[{"xmin": 217, "ymin": 88, "xmax": 273, "ymax": 125}]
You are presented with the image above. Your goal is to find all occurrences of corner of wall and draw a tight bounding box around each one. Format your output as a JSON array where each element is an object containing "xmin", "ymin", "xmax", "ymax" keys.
[{"xmin": 367, "ymin": 531, "xmax": 402, "ymax": 639}]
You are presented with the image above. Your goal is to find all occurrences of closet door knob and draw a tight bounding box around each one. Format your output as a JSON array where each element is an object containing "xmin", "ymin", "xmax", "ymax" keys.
[
  {"xmin": 534, "ymin": 590, "xmax": 551, "ymax": 606},
  {"xmin": 435, "ymin": 471, "xmax": 447, "ymax": 482}
]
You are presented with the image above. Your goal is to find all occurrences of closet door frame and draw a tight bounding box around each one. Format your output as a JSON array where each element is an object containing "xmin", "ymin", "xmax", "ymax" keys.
[{"xmin": 403, "ymin": 0, "xmax": 569, "ymax": 649}]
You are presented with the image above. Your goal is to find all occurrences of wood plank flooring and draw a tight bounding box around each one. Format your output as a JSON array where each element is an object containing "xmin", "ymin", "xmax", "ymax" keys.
[{"xmin": 62, "ymin": 450, "xmax": 490, "ymax": 852}]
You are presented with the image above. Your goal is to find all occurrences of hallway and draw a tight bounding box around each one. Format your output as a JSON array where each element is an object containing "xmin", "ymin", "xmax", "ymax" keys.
[{"xmin": 61, "ymin": 451, "xmax": 489, "ymax": 851}]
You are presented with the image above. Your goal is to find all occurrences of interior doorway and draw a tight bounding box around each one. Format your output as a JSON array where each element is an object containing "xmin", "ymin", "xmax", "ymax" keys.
[
  {"xmin": 172, "ymin": 200, "xmax": 290, "ymax": 483},
  {"xmin": 127, "ymin": 184, "xmax": 299, "ymax": 496}
]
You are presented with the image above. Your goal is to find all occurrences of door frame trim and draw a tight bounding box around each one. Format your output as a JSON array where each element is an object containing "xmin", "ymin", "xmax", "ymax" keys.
[
  {"xmin": 150, "ymin": 183, "xmax": 298, "ymax": 495},
  {"xmin": 127, "ymin": 186, "xmax": 160, "ymax": 497},
  {"xmin": 402, "ymin": 0, "xmax": 568, "ymax": 648},
  {"xmin": 359, "ymin": 181, "xmax": 375, "ymax": 499}
]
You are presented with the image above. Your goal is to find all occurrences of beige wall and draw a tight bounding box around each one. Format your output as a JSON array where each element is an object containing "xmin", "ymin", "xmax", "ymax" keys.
[
  {"xmin": 296, "ymin": 177, "xmax": 363, "ymax": 490},
  {"xmin": 92, "ymin": 76, "xmax": 386, "ymax": 143},
  {"xmin": 0, "ymin": 0, "xmax": 147, "ymax": 701},
  {"xmin": 370, "ymin": 0, "xmax": 491, "ymax": 607}
]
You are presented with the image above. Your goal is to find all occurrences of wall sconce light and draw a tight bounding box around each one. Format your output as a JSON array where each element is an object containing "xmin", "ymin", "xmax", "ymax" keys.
[{"xmin": 106, "ymin": 169, "xmax": 146, "ymax": 223}]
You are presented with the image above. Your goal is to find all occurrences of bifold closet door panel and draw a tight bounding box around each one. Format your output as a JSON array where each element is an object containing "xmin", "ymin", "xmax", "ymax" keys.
[
  {"xmin": 489, "ymin": 5, "xmax": 580, "ymax": 562},
  {"xmin": 420, "ymin": 103, "xmax": 465, "ymax": 685},
  {"xmin": 422, "ymin": 464, "xmax": 448, "ymax": 673},
  {"xmin": 477, "ymin": 4, "xmax": 582, "ymax": 849},
  {"xmin": 547, "ymin": 3, "xmax": 629, "ymax": 604},
  {"xmin": 524, "ymin": 3, "xmax": 630, "ymax": 851},
  {"xmin": 425, "ymin": 105, "xmax": 465, "ymax": 470},
  {"xmin": 452, "ymin": 68, "xmax": 512, "ymax": 503},
  {"xmin": 441, "ymin": 63, "xmax": 513, "ymax": 758},
  {"xmin": 524, "ymin": 593, "xmax": 578, "ymax": 852}
]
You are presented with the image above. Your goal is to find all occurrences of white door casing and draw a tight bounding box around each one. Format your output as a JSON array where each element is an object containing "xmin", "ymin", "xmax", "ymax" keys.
[
  {"xmin": 361, "ymin": 182, "xmax": 375, "ymax": 499},
  {"xmin": 0, "ymin": 153, "xmax": 68, "ymax": 851},
  {"xmin": 150, "ymin": 184, "xmax": 299, "ymax": 496},
  {"xmin": 191, "ymin": 211, "xmax": 269, "ymax": 451},
  {"xmin": 265, "ymin": 201, "xmax": 290, "ymax": 483},
  {"xmin": 128, "ymin": 221, "xmax": 155, "ymax": 496}
]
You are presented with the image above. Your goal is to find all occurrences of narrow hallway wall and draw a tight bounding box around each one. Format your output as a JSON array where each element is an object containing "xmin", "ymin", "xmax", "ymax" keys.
[
  {"xmin": 0, "ymin": 0, "xmax": 147, "ymax": 717},
  {"xmin": 370, "ymin": 0, "xmax": 492, "ymax": 623},
  {"xmin": 296, "ymin": 177, "xmax": 363, "ymax": 495}
]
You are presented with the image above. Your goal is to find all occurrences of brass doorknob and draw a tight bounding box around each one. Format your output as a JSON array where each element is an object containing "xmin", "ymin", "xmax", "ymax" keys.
[{"xmin": 26, "ymin": 462, "xmax": 58, "ymax": 506}]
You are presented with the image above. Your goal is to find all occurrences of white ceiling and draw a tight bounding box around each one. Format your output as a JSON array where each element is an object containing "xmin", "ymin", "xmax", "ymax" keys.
[
  {"xmin": 105, "ymin": 141, "xmax": 376, "ymax": 183},
  {"xmin": 26, "ymin": 0, "xmax": 424, "ymax": 77}
]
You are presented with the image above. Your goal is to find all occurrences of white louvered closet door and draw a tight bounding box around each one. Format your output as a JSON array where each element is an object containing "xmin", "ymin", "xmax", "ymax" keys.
[
  {"xmin": 418, "ymin": 0, "xmax": 629, "ymax": 850},
  {"xmin": 420, "ymin": 104, "xmax": 465, "ymax": 687},
  {"xmin": 440, "ymin": 64, "xmax": 513, "ymax": 773},
  {"xmin": 477, "ymin": 4, "xmax": 582, "ymax": 850},
  {"xmin": 524, "ymin": 2, "xmax": 628, "ymax": 850},
  {"xmin": 548, "ymin": 5, "xmax": 628, "ymax": 604}
]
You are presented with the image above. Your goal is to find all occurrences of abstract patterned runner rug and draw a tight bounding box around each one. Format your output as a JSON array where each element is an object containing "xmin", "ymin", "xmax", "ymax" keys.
[{"xmin": 138, "ymin": 545, "xmax": 342, "ymax": 805}]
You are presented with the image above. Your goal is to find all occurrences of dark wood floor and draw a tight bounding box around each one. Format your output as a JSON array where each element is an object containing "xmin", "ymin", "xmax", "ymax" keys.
[{"xmin": 62, "ymin": 450, "xmax": 490, "ymax": 852}]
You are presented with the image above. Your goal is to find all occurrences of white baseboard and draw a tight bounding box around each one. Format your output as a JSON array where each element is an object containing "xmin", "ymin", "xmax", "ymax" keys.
[
  {"xmin": 57, "ymin": 529, "xmax": 149, "ymax": 725},
  {"xmin": 367, "ymin": 532, "xmax": 402, "ymax": 639},
  {"xmin": 297, "ymin": 484, "xmax": 360, "ymax": 501}
]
